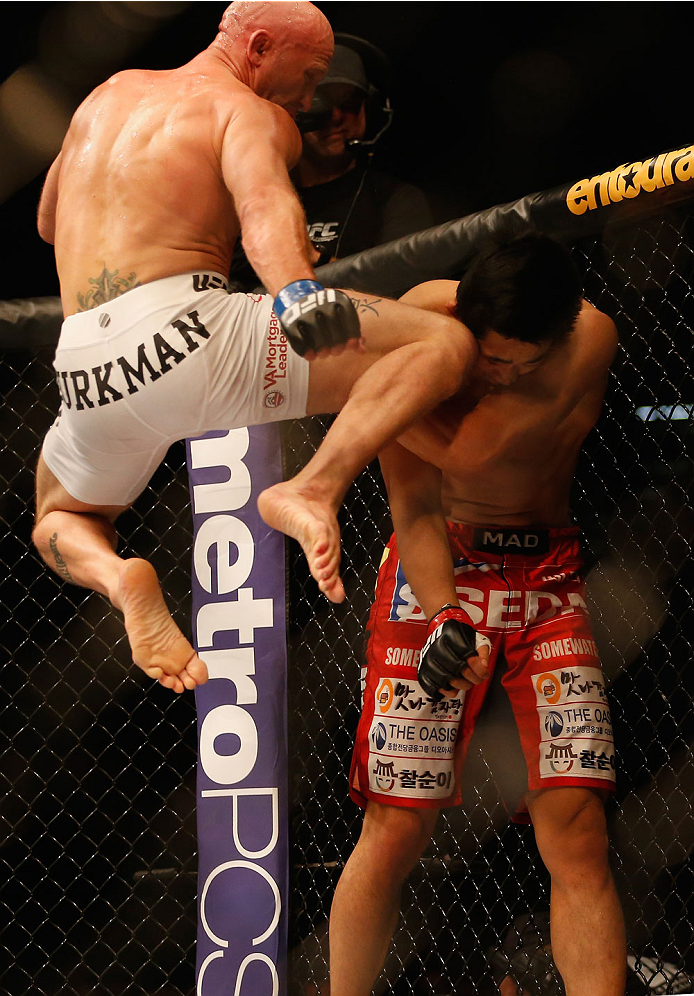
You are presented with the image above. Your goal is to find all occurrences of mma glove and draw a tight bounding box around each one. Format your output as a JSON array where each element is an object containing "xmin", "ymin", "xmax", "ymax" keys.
[
  {"xmin": 418, "ymin": 603, "xmax": 490, "ymax": 701},
  {"xmin": 274, "ymin": 280, "xmax": 361, "ymax": 357}
]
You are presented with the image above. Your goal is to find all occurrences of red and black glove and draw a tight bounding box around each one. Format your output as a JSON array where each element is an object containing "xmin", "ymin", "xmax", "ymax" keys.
[{"xmin": 418, "ymin": 603, "xmax": 483, "ymax": 701}]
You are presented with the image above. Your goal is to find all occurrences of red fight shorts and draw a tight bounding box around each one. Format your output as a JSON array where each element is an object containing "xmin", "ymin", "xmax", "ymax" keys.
[{"xmin": 350, "ymin": 523, "xmax": 616, "ymax": 813}]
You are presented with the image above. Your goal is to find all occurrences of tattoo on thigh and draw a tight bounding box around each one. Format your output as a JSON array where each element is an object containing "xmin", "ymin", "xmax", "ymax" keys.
[
  {"xmin": 49, "ymin": 533, "xmax": 74, "ymax": 583},
  {"xmin": 348, "ymin": 295, "xmax": 382, "ymax": 317},
  {"xmin": 76, "ymin": 266, "xmax": 140, "ymax": 312}
]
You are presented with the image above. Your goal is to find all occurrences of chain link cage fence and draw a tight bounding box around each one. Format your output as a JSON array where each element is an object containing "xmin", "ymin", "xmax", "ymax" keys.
[{"xmin": 2, "ymin": 194, "xmax": 694, "ymax": 995}]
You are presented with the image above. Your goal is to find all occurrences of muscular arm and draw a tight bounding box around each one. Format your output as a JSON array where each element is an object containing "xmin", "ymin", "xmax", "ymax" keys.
[
  {"xmin": 37, "ymin": 153, "xmax": 62, "ymax": 245},
  {"xmin": 221, "ymin": 100, "xmax": 315, "ymax": 296},
  {"xmin": 379, "ymin": 280, "xmax": 472, "ymax": 602},
  {"xmin": 380, "ymin": 441, "xmax": 458, "ymax": 620},
  {"xmin": 381, "ymin": 441, "xmax": 490, "ymax": 695}
]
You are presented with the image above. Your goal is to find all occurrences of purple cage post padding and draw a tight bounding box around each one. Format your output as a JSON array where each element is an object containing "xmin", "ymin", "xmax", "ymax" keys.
[{"xmin": 186, "ymin": 425, "xmax": 287, "ymax": 996}]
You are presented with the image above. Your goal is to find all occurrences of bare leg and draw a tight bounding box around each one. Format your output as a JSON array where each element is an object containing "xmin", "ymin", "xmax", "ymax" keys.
[
  {"xmin": 527, "ymin": 787, "xmax": 626, "ymax": 996},
  {"xmin": 258, "ymin": 294, "xmax": 477, "ymax": 602},
  {"xmin": 33, "ymin": 456, "xmax": 208, "ymax": 693},
  {"xmin": 329, "ymin": 801, "xmax": 438, "ymax": 996}
]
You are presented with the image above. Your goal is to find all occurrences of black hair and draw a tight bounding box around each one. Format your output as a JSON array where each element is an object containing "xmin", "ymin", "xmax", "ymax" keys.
[{"xmin": 454, "ymin": 234, "xmax": 583, "ymax": 344}]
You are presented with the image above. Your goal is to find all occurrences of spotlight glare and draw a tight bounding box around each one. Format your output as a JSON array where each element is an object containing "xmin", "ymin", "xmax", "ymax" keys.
[{"xmin": 0, "ymin": 66, "xmax": 72, "ymax": 161}]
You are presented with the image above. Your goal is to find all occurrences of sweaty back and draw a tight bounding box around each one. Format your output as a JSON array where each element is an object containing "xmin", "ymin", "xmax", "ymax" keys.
[{"xmin": 53, "ymin": 63, "xmax": 245, "ymax": 307}]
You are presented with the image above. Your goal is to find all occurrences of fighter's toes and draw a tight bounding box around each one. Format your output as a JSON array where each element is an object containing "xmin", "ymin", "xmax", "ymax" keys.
[
  {"xmin": 183, "ymin": 655, "xmax": 209, "ymax": 686},
  {"xmin": 257, "ymin": 481, "xmax": 345, "ymax": 601},
  {"xmin": 145, "ymin": 664, "xmax": 165, "ymax": 681},
  {"xmin": 306, "ymin": 527, "xmax": 342, "ymax": 590},
  {"xmin": 319, "ymin": 574, "xmax": 345, "ymax": 604},
  {"xmin": 311, "ymin": 547, "xmax": 332, "ymax": 572},
  {"xmin": 178, "ymin": 672, "xmax": 196, "ymax": 692},
  {"xmin": 158, "ymin": 672, "xmax": 185, "ymax": 693}
]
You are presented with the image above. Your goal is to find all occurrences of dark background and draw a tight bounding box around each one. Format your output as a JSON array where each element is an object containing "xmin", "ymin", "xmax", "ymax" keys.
[
  {"xmin": 2, "ymin": 7, "xmax": 694, "ymax": 994},
  {"xmin": 0, "ymin": 1, "xmax": 689, "ymax": 301}
]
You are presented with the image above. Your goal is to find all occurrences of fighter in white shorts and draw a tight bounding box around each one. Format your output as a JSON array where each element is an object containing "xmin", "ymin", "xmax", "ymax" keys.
[
  {"xmin": 43, "ymin": 275, "xmax": 310, "ymax": 506},
  {"xmin": 32, "ymin": 2, "xmax": 476, "ymax": 696}
]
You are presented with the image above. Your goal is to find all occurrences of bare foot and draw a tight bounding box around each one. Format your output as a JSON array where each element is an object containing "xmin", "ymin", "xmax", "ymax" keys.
[
  {"xmin": 257, "ymin": 482, "xmax": 345, "ymax": 603},
  {"xmin": 116, "ymin": 558, "xmax": 209, "ymax": 693}
]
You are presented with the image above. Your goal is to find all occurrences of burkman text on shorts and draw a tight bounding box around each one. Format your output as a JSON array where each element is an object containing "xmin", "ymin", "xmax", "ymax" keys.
[{"xmin": 55, "ymin": 310, "xmax": 211, "ymax": 411}]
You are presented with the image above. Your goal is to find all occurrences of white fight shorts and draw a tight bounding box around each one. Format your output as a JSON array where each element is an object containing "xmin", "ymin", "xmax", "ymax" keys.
[{"xmin": 42, "ymin": 272, "xmax": 309, "ymax": 506}]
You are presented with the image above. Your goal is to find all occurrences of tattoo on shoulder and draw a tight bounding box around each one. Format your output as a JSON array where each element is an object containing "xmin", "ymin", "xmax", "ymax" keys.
[
  {"xmin": 76, "ymin": 266, "xmax": 140, "ymax": 312},
  {"xmin": 49, "ymin": 532, "xmax": 74, "ymax": 583},
  {"xmin": 348, "ymin": 295, "xmax": 382, "ymax": 317}
]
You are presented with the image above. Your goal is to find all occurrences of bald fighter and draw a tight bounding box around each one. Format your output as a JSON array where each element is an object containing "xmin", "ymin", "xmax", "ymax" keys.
[
  {"xmin": 330, "ymin": 236, "xmax": 626, "ymax": 996},
  {"xmin": 33, "ymin": 2, "xmax": 476, "ymax": 693}
]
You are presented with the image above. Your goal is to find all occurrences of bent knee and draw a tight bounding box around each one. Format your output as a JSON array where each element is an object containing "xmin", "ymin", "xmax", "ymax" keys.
[
  {"xmin": 530, "ymin": 788, "xmax": 611, "ymax": 878},
  {"xmin": 419, "ymin": 315, "xmax": 478, "ymax": 394},
  {"xmin": 35, "ymin": 454, "xmax": 126, "ymax": 525},
  {"xmin": 361, "ymin": 801, "xmax": 438, "ymax": 869},
  {"xmin": 31, "ymin": 517, "xmax": 53, "ymax": 559},
  {"xmin": 34, "ymin": 453, "xmax": 76, "ymax": 524}
]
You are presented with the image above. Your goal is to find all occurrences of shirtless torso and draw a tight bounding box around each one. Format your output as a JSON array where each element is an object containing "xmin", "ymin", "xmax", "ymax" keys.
[
  {"xmin": 396, "ymin": 280, "xmax": 618, "ymax": 529},
  {"xmin": 380, "ymin": 278, "xmax": 618, "ymax": 622},
  {"xmin": 39, "ymin": 42, "xmax": 327, "ymax": 316}
]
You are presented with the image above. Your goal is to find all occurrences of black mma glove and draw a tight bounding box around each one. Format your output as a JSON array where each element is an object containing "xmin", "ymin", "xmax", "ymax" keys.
[
  {"xmin": 418, "ymin": 603, "xmax": 484, "ymax": 701},
  {"xmin": 273, "ymin": 280, "xmax": 361, "ymax": 357}
]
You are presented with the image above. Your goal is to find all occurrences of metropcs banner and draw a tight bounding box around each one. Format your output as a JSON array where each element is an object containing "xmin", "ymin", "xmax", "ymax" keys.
[{"xmin": 186, "ymin": 426, "xmax": 287, "ymax": 995}]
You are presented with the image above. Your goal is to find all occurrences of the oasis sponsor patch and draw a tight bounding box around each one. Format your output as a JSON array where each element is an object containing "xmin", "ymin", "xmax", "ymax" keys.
[
  {"xmin": 541, "ymin": 704, "xmax": 612, "ymax": 740},
  {"xmin": 367, "ymin": 678, "xmax": 463, "ymax": 799},
  {"xmin": 369, "ymin": 717, "xmax": 457, "ymax": 758},
  {"xmin": 532, "ymin": 666, "xmax": 615, "ymax": 782}
]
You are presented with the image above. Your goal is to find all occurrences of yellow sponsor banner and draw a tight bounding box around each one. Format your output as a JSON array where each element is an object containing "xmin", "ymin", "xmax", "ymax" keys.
[{"xmin": 566, "ymin": 144, "xmax": 694, "ymax": 216}]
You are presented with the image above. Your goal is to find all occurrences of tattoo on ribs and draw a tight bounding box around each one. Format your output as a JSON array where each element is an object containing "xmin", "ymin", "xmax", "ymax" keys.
[
  {"xmin": 49, "ymin": 532, "xmax": 74, "ymax": 583},
  {"xmin": 348, "ymin": 295, "xmax": 382, "ymax": 317},
  {"xmin": 76, "ymin": 266, "xmax": 140, "ymax": 312}
]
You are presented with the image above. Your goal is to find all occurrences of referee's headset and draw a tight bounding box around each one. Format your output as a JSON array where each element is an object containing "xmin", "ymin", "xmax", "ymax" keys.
[{"xmin": 296, "ymin": 33, "xmax": 394, "ymax": 149}]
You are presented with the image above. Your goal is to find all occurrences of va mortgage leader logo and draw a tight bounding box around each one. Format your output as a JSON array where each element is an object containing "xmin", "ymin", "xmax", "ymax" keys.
[{"xmin": 187, "ymin": 426, "xmax": 287, "ymax": 996}]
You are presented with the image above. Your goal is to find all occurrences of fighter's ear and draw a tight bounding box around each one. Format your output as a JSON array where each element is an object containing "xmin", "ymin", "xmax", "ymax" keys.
[{"xmin": 247, "ymin": 29, "xmax": 272, "ymax": 67}]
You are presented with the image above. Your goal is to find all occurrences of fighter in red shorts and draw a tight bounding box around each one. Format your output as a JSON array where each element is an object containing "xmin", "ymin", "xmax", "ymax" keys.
[
  {"xmin": 352, "ymin": 523, "xmax": 615, "ymax": 813},
  {"xmin": 331, "ymin": 236, "xmax": 626, "ymax": 996}
]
